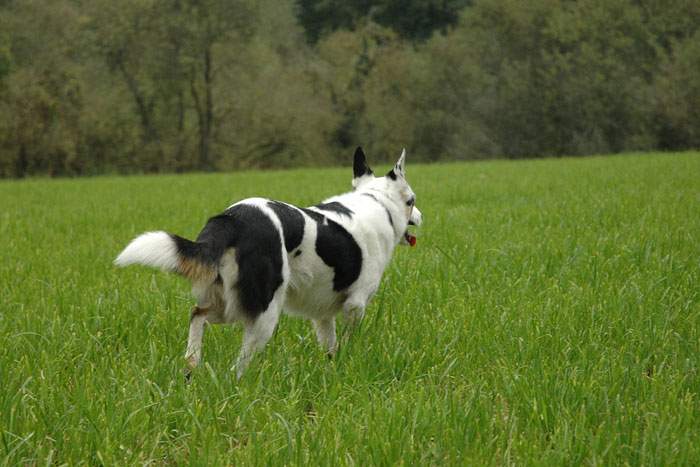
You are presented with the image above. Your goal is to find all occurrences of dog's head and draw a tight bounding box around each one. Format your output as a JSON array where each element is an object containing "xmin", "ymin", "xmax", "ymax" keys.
[{"xmin": 352, "ymin": 147, "xmax": 423, "ymax": 246}]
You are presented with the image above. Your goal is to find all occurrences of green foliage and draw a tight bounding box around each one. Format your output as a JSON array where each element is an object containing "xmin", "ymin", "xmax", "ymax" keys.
[
  {"xmin": 654, "ymin": 30, "xmax": 700, "ymax": 149},
  {"xmin": 0, "ymin": 0, "xmax": 340, "ymax": 177},
  {"xmin": 350, "ymin": 0, "xmax": 700, "ymax": 160},
  {"xmin": 1, "ymin": 0, "xmax": 700, "ymax": 176},
  {"xmin": 1, "ymin": 153, "xmax": 699, "ymax": 463}
]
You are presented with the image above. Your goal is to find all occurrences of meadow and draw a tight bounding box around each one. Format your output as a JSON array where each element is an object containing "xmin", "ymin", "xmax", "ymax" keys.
[{"xmin": 1, "ymin": 152, "xmax": 698, "ymax": 465}]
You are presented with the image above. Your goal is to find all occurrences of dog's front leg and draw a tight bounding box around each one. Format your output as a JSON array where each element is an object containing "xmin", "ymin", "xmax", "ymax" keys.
[
  {"xmin": 343, "ymin": 301, "xmax": 366, "ymax": 329},
  {"xmin": 233, "ymin": 308, "xmax": 281, "ymax": 379},
  {"xmin": 340, "ymin": 300, "xmax": 366, "ymax": 349},
  {"xmin": 312, "ymin": 318, "xmax": 337, "ymax": 356}
]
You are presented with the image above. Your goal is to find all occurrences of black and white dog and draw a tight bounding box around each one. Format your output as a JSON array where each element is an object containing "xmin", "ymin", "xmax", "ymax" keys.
[{"xmin": 115, "ymin": 148, "xmax": 422, "ymax": 378}]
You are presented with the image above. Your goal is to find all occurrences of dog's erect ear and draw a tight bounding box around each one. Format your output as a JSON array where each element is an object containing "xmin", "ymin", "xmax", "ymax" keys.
[
  {"xmin": 386, "ymin": 148, "xmax": 406, "ymax": 180},
  {"xmin": 353, "ymin": 146, "xmax": 373, "ymax": 179}
]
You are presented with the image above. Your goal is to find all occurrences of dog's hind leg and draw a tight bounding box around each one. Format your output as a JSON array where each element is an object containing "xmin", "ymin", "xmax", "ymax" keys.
[
  {"xmin": 233, "ymin": 301, "xmax": 282, "ymax": 379},
  {"xmin": 312, "ymin": 318, "xmax": 337, "ymax": 356}
]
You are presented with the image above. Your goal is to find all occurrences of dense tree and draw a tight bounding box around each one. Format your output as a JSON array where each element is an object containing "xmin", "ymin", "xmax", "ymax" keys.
[
  {"xmin": 355, "ymin": 0, "xmax": 699, "ymax": 160},
  {"xmin": 654, "ymin": 30, "xmax": 700, "ymax": 150},
  {"xmin": 1, "ymin": 0, "xmax": 700, "ymax": 177}
]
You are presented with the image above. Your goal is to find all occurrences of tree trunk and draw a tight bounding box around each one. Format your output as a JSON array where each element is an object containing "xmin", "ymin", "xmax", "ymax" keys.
[
  {"xmin": 190, "ymin": 42, "xmax": 214, "ymax": 171},
  {"xmin": 203, "ymin": 42, "xmax": 213, "ymax": 170},
  {"xmin": 115, "ymin": 54, "xmax": 164, "ymax": 170},
  {"xmin": 15, "ymin": 143, "xmax": 28, "ymax": 178}
]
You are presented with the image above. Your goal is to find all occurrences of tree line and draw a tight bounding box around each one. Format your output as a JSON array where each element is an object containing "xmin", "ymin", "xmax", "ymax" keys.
[{"xmin": 1, "ymin": 0, "xmax": 699, "ymax": 177}]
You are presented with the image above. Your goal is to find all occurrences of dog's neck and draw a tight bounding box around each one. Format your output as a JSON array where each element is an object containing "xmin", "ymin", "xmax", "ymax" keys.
[{"xmin": 341, "ymin": 188, "xmax": 408, "ymax": 245}]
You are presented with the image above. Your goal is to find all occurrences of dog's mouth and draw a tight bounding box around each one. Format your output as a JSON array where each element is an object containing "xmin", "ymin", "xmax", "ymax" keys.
[
  {"xmin": 402, "ymin": 216, "xmax": 420, "ymax": 247},
  {"xmin": 403, "ymin": 224, "xmax": 417, "ymax": 247},
  {"xmin": 404, "ymin": 232, "xmax": 417, "ymax": 247}
]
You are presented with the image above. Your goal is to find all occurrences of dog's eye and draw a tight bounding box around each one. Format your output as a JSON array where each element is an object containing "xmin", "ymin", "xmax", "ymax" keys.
[{"xmin": 406, "ymin": 197, "xmax": 415, "ymax": 207}]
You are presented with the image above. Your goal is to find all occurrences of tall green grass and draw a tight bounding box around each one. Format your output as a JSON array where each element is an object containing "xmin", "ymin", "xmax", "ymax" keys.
[{"xmin": 1, "ymin": 152, "xmax": 698, "ymax": 465}]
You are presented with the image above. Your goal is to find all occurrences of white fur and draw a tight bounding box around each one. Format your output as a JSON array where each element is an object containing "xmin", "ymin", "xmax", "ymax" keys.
[{"xmin": 114, "ymin": 231, "xmax": 179, "ymax": 272}]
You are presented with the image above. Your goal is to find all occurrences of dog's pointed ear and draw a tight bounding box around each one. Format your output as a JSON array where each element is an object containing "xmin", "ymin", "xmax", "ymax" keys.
[
  {"xmin": 353, "ymin": 146, "xmax": 373, "ymax": 179},
  {"xmin": 386, "ymin": 148, "xmax": 406, "ymax": 180}
]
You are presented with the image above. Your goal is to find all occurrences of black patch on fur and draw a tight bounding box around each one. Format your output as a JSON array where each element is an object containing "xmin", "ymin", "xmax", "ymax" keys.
[
  {"xmin": 386, "ymin": 169, "xmax": 397, "ymax": 180},
  {"xmin": 176, "ymin": 204, "xmax": 284, "ymax": 319},
  {"xmin": 301, "ymin": 207, "xmax": 324, "ymax": 223},
  {"xmin": 353, "ymin": 146, "xmax": 373, "ymax": 178},
  {"xmin": 224, "ymin": 204, "xmax": 284, "ymax": 316},
  {"xmin": 314, "ymin": 201, "xmax": 354, "ymax": 218},
  {"xmin": 267, "ymin": 201, "xmax": 305, "ymax": 252},
  {"xmin": 295, "ymin": 250, "xmax": 302, "ymax": 257},
  {"xmin": 301, "ymin": 208, "xmax": 362, "ymax": 291}
]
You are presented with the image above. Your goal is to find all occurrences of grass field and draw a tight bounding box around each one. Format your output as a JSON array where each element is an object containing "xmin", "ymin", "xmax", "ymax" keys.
[{"xmin": 1, "ymin": 152, "xmax": 699, "ymax": 465}]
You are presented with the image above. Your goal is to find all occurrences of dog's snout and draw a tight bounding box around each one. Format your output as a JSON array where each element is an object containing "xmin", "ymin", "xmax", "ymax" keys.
[{"xmin": 410, "ymin": 207, "xmax": 423, "ymax": 226}]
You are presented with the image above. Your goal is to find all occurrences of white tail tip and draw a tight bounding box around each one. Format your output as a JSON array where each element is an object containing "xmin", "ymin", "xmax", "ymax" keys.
[{"xmin": 114, "ymin": 231, "xmax": 179, "ymax": 272}]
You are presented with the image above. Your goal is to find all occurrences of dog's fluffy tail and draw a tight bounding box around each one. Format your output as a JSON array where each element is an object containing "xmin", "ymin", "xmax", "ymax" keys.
[{"xmin": 114, "ymin": 231, "xmax": 217, "ymax": 282}]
